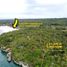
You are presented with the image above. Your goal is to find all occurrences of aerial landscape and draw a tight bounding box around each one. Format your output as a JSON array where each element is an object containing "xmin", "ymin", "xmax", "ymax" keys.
[
  {"xmin": 0, "ymin": 0, "xmax": 67, "ymax": 67},
  {"xmin": 0, "ymin": 18, "xmax": 67, "ymax": 67}
]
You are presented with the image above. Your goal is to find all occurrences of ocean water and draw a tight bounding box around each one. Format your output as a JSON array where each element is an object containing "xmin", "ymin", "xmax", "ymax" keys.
[
  {"xmin": 0, "ymin": 26, "xmax": 18, "ymax": 35},
  {"xmin": 0, "ymin": 51, "xmax": 20, "ymax": 67}
]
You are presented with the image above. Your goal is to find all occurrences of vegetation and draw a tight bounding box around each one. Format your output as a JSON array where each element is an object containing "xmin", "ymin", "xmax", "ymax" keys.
[{"xmin": 0, "ymin": 18, "xmax": 67, "ymax": 67}]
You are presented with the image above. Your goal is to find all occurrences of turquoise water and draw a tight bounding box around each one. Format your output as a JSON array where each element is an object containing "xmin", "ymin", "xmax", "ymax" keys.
[{"xmin": 0, "ymin": 51, "xmax": 20, "ymax": 67}]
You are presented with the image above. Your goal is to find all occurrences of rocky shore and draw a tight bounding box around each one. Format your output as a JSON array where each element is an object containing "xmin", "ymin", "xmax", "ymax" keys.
[{"xmin": 1, "ymin": 47, "xmax": 29, "ymax": 67}]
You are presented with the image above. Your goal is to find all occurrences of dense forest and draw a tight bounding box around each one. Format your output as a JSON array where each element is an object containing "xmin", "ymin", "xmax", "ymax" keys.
[{"xmin": 0, "ymin": 18, "xmax": 67, "ymax": 67}]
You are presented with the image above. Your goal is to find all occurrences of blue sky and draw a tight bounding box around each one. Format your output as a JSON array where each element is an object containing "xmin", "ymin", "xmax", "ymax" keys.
[{"xmin": 0, "ymin": 0, "xmax": 67, "ymax": 19}]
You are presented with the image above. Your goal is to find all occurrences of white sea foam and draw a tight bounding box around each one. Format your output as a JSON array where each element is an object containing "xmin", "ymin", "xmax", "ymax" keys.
[{"xmin": 0, "ymin": 26, "xmax": 18, "ymax": 35}]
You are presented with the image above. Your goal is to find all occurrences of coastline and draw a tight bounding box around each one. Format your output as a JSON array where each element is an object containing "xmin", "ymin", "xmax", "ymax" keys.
[
  {"xmin": 0, "ymin": 26, "xmax": 28, "ymax": 67},
  {"xmin": 1, "ymin": 50, "xmax": 20, "ymax": 67},
  {"xmin": 0, "ymin": 25, "xmax": 18, "ymax": 35},
  {"xmin": 1, "ymin": 48, "xmax": 28, "ymax": 67}
]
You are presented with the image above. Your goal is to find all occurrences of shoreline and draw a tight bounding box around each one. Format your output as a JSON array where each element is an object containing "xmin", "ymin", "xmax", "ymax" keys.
[
  {"xmin": 1, "ymin": 48, "xmax": 28, "ymax": 67},
  {"xmin": 1, "ymin": 49, "xmax": 21, "ymax": 67},
  {"xmin": 0, "ymin": 25, "xmax": 18, "ymax": 35},
  {"xmin": 0, "ymin": 25, "xmax": 28, "ymax": 67}
]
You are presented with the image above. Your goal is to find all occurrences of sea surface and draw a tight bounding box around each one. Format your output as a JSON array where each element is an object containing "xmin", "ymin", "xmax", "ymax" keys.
[
  {"xmin": 0, "ymin": 26, "xmax": 18, "ymax": 35},
  {"xmin": 0, "ymin": 51, "xmax": 20, "ymax": 67}
]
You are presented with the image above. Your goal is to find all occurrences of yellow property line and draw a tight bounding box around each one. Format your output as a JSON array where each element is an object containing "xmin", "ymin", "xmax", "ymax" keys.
[{"xmin": 13, "ymin": 20, "xmax": 18, "ymax": 28}]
